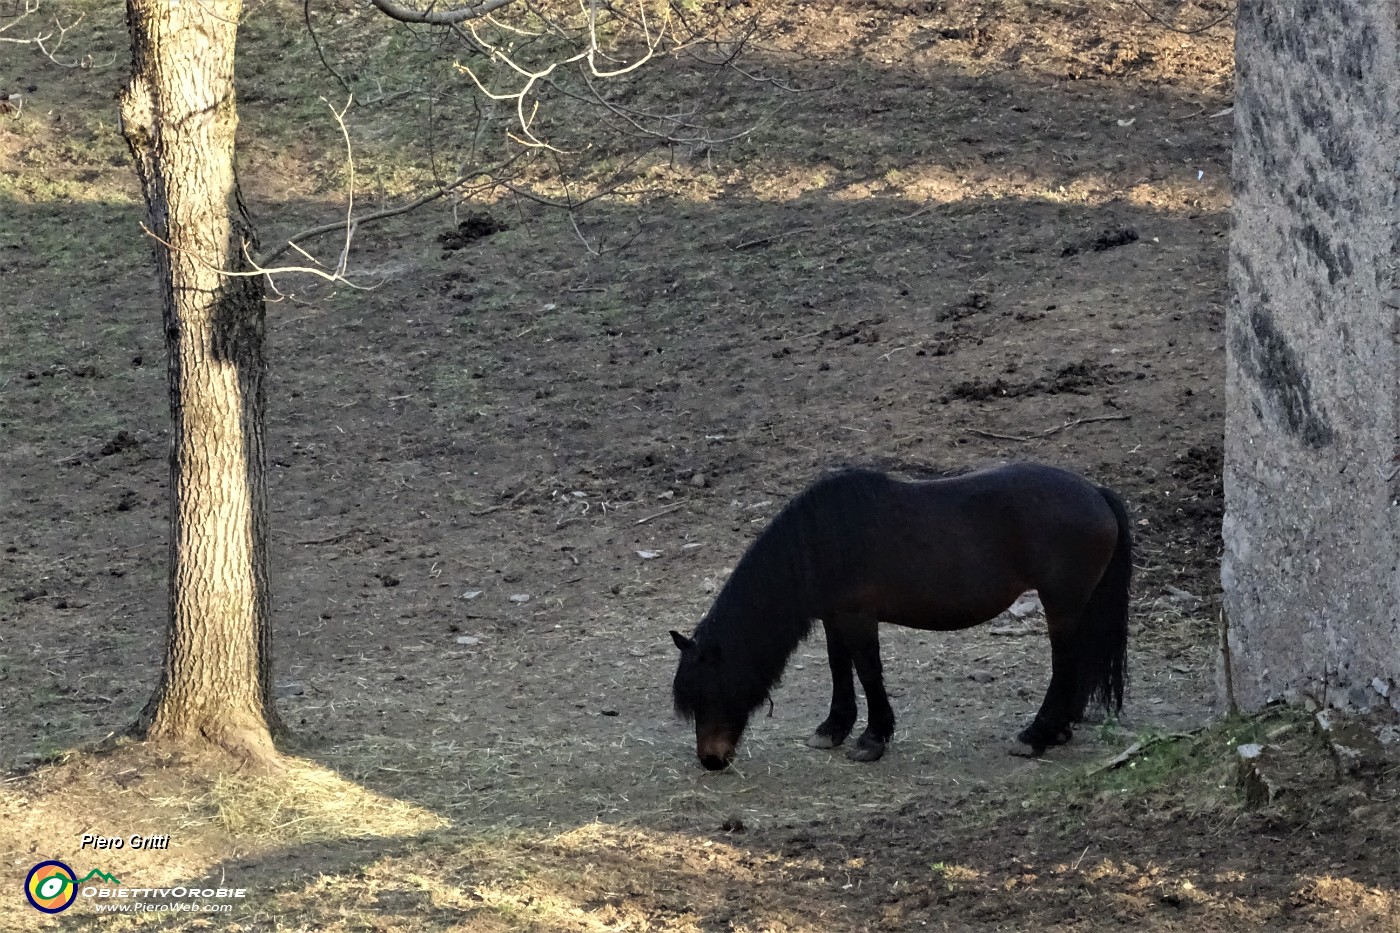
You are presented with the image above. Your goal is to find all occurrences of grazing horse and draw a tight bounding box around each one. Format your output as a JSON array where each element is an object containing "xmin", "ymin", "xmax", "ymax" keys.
[{"xmin": 670, "ymin": 463, "xmax": 1131, "ymax": 771}]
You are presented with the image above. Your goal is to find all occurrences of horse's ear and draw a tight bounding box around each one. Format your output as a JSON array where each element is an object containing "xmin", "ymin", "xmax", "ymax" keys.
[{"xmin": 670, "ymin": 630, "xmax": 694, "ymax": 652}]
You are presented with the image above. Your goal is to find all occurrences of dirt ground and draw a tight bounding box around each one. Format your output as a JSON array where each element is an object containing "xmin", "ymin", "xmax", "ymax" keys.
[{"xmin": 3, "ymin": 0, "xmax": 1397, "ymax": 929}]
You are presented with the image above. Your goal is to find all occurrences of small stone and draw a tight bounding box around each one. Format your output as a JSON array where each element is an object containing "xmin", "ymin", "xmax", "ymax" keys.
[
  {"xmin": 275, "ymin": 682, "xmax": 305, "ymax": 699},
  {"xmin": 1348, "ymin": 685, "xmax": 1374, "ymax": 709},
  {"xmin": 1315, "ymin": 708, "xmax": 1394, "ymax": 777},
  {"xmin": 509, "ymin": 593, "xmax": 531, "ymax": 603},
  {"xmin": 1008, "ymin": 592, "xmax": 1043, "ymax": 618},
  {"xmin": 969, "ymin": 670, "xmax": 995, "ymax": 684},
  {"xmin": 1164, "ymin": 585, "xmax": 1202, "ymax": 607},
  {"xmin": 456, "ymin": 635, "xmax": 482, "ymax": 645},
  {"xmin": 636, "ymin": 550, "xmax": 661, "ymax": 559},
  {"xmin": 1237, "ymin": 743, "xmax": 1286, "ymax": 807},
  {"xmin": 691, "ymin": 472, "xmax": 708, "ymax": 488}
]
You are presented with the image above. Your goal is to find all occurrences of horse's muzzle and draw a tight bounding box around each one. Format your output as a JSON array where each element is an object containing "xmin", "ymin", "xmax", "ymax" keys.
[{"xmin": 696, "ymin": 731, "xmax": 737, "ymax": 770}]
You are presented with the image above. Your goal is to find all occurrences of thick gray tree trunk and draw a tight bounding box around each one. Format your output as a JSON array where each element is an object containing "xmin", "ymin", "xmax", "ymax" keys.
[{"xmin": 1223, "ymin": 1, "xmax": 1400, "ymax": 712}]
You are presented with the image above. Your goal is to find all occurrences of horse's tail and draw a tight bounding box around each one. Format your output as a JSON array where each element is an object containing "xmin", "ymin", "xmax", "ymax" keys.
[{"xmin": 1075, "ymin": 486, "xmax": 1133, "ymax": 715}]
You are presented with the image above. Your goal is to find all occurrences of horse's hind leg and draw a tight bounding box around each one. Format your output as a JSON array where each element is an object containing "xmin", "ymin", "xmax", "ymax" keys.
[
  {"xmin": 807, "ymin": 620, "xmax": 858, "ymax": 749},
  {"xmin": 846, "ymin": 621, "xmax": 895, "ymax": 763},
  {"xmin": 1016, "ymin": 619, "xmax": 1079, "ymax": 755}
]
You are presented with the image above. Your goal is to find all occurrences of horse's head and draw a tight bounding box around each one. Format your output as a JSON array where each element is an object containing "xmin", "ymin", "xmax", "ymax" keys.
[{"xmin": 670, "ymin": 629, "xmax": 750, "ymax": 770}]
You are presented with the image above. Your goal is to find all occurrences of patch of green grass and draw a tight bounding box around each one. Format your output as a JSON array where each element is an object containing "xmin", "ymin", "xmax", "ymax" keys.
[
  {"xmin": 927, "ymin": 860, "xmax": 981, "ymax": 891},
  {"xmin": 1064, "ymin": 707, "xmax": 1313, "ymax": 803},
  {"xmin": 36, "ymin": 713, "xmax": 98, "ymax": 760},
  {"xmin": 1093, "ymin": 714, "xmax": 1126, "ymax": 744},
  {"xmin": 0, "ymin": 201, "xmax": 142, "ymax": 282}
]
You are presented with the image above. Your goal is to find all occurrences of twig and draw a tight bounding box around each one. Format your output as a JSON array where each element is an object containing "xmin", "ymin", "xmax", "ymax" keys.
[
  {"xmin": 303, "ymin": 0, "xmax": 354, "ymax": 97},
  {"xmin": 258, "ymin": 162, "xmax": 516, "ymax": 267},
  {"xmin": 862, "ymin": 203, "xmax": 940, "ymax": 229},
  {"xmin": 293, "ymin": 529, "xmax": 363, "ymax": 546},
  {"xmin": 1087, "ymin": 730, "xmax": 1200, "ymax": 776},
  {"xmin": 731, "ymin": 226, "xmax": 813, "ymax": 251},
  {"xmin": 329, "ymin": 94, "xmax": 356, "ymax": 280},
  {"xmin": 140, "ymin": 222, "xmax": 380, "ymax": 292},
  {"xmin": 471, "ymin": 485, "xmax": 532, "ymax": 516},
  {"xmin": 967, "ymin": 414, "xmax": 1130, "ymax": 443},
  {"xmin": 1090, "ymin": 740, "xmax": 1144, "ymax": 774},
  {"xmin": 1129, "ymin": 0, "xmax": 1233, "ymax": 35},
  {"xmin": 635, "ymin": 502, "xmax": 685, "ymax": 524}
]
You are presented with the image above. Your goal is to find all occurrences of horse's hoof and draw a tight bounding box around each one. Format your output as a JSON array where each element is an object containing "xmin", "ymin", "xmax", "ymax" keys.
[
  {"xmin": 847, "ymin": 737, "xmax": 886, "ymax": 763},
  {"xmin": 806, "ymin": 733, "xmax": 842, "ymax": 749},
  {"xmin": 1016, "ymin": 723, "xmax": 1071, "ymax": 754}
]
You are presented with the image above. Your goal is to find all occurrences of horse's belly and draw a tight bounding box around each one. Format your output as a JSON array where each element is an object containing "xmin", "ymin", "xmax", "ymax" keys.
[
  {"xmin": 869, "ymin": 586, "xmax": 1023, "ymax": 632},
  {"xmin": 836, "ymin": 562, "xmax": 1030, "ymax": 631},
  {"xmin": 881, "ymin": 601, "xmax": 1012, "ymax": 631}
]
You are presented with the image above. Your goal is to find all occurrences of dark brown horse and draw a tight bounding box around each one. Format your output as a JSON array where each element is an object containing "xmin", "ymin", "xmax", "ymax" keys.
[{"xmin": 670, "ymin": 463, "xmax": 1131, "ymax": 770}]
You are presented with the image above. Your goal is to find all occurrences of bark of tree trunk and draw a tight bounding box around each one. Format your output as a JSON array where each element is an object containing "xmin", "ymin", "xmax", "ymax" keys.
[
  {"xmin": 119, "ymin": 0, "xmax": 283, "ymax": 759},
  {"xmin": 1223, "ymin": 1, "xmax": 1400, "ymax": 714}
]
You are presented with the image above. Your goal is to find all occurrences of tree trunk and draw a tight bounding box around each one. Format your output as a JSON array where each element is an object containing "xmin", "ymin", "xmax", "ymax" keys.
[
  {"xmin": 120, "ymin": 0, "xmax": 283, "ymax": 759},
  {"xmin": 1223, "ymin": 0, "xmax": 1400, "ymax": 714}
]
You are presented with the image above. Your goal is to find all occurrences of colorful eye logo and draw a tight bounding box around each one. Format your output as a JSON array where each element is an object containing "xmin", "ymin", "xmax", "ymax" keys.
[{"xmin": 26, "ymin": 860, "xmax": 78, "ymax": 913}]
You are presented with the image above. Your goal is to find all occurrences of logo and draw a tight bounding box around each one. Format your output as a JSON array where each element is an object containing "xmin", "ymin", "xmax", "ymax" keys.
[
  {"xmin": 24, "ymin": 862, "xmax": 124, "ymax": 913},
  {"xmin": 25, "ymin": 861, "xmax": 79, "ymax": 913}
]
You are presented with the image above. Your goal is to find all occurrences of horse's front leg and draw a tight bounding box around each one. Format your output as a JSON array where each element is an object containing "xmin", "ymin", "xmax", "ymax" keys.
[
  {"xmin": 807, "ymin": 619, "xmax": 857, "ymax": 749},
  {"xmin": 846, "ymin": 621, "xmax": 895, "ymax": 762}
]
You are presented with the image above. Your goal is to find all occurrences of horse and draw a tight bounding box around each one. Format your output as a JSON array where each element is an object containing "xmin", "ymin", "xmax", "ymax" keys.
[{"xmin": 669, "ymin": 462, "xmax": 1132, "ymax": 771}]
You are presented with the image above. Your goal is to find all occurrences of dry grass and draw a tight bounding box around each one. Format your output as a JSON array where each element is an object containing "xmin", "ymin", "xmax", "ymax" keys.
[
  {"xmin": 0, "ymin": 742, "xmax": 444, "ymax": 931},
  {"xmin": 198, "ymin": 758, "xmax": 446, "ymax": 843}
]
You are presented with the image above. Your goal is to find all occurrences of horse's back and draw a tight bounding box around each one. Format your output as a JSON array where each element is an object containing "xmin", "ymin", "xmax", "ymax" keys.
[
  {"xmin": 853, "ymin": 462, "xmax": 1121, "ymax": 626},
  {"xmin": 911, "ymin": 462, "xmax": 1112, "ymax": 521}
]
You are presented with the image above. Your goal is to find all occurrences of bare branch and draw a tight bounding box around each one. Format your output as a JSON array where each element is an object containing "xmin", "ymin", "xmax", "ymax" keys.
[
  {"xmin": 1129, "ymin": 0, "xmax": 1233, "ymax": 35},
  {"xmin": 0, "ymin": 0, "xmax": 40, "ymax": 39},
  {"xmin": 0, "ymin": 4, "xmax": 115, "ymax": 69},
  {"xmin": 257, "ymin": 165, "xmax": 516, "ymax": 267},
  {"xmin": 302, "ymin": 0, "xmax": 354, "ymax": 97},
  {"xmin": 327, "ymin": 94, "xmax": 357, "ymax": 279},
  {"xmin": 139, "ymin": 222, "xmax": 383, "ymax": 291},
  {"xmin": 966, "ymin": 414, "xmax": 1132, "ymax": 443},
  {"xmin": 367, "ymin": 0, "xmax": 522, "ymax": 27}
]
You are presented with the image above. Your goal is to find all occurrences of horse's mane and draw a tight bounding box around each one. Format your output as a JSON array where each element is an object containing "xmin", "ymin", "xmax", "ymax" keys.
[{"xmin": 688, "ymin": 467, "xmax": 892, "ymax": 715}]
